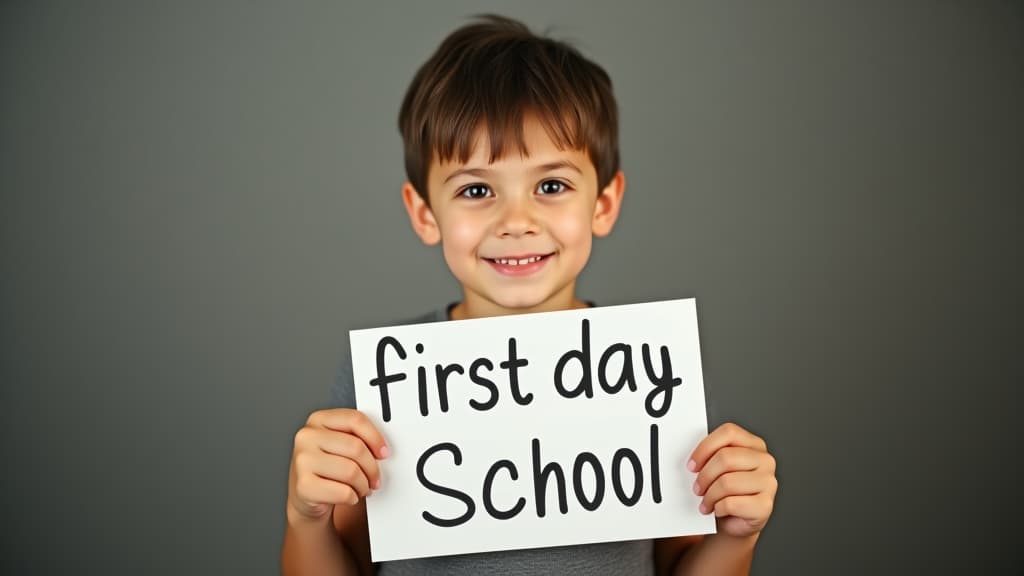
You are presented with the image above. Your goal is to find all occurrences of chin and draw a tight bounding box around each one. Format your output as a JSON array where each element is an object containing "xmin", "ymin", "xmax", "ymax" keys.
[
  {"xmin": 489, "ymin": 290, "xmax": 565, "ymax": 312},
  {"xmin": 492, "ymin": 297, "xmax": 546, "ymax": 311}
]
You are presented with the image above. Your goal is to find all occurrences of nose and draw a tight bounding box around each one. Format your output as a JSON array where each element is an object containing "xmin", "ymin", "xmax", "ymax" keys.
[{"xmin": 495, "ymin": 196, "xmax": 539, "ymax": 238}]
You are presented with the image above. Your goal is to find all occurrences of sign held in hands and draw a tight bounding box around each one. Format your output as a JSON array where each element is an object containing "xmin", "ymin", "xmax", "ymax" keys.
[{"xmin": 351, "ymin": 299, "xmax": 716, "ymax": 561}]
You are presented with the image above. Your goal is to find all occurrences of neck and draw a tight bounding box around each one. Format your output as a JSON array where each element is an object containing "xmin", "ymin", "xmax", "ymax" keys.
[{"xmin": 449, "ymin": 291, "xmax": 590, "ymax": 321}]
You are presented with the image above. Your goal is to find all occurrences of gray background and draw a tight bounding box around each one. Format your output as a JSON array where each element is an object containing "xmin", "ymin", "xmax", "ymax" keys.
[{"xmin": 2, "ymin": 1, "xmax": 1021, "ymax": 574}]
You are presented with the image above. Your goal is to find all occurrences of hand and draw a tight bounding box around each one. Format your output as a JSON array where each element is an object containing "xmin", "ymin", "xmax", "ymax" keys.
[
  {"xmin": 688, "ymin": 422, "xmax": 777, "ymax": 538},
  {"xmin": 287, "ymin": 408, "xmax": 389, "ymax": 524}
]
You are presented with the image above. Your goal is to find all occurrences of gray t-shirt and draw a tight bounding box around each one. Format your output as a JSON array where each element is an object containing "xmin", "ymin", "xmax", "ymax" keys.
[{"xmin": 329, "ymin": 304, "xmax": 658, "ymax": 576}]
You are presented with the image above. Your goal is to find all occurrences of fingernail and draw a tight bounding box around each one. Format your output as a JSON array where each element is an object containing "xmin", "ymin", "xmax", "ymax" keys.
[
  {"xmin": 379, "ymin": 445, "xmax": 390, "ymax": 459},
  {"xmin": 372, "ymin": 477, "xmax": 381, "ymax": 490},
  {"xmin": 699, "ymin": 502, "xmax": 710, "ymax": 514},
  {"xmin": 692, "ymin": 480, "xmax": 701, "ymax": 495},
  {"xmin": 687, "ymin": 459, "xmax": 696, "ymax": 472}
]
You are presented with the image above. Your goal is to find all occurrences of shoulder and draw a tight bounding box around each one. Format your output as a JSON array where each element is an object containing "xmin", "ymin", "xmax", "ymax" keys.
[{"xmin": 328, "ymin": 304, "xmax": 453, "ymax": 408}]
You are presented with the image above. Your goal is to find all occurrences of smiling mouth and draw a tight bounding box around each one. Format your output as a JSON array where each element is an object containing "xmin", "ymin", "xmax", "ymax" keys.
[{"xmin": 485, "ymin": 254, "xmax": 551, "ymax": 266}]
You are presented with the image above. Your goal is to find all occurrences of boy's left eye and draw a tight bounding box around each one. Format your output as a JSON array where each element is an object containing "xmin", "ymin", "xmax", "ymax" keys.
[{"xmin": 538, "ymin": 180, "xmax": 567, "ymax": 195}]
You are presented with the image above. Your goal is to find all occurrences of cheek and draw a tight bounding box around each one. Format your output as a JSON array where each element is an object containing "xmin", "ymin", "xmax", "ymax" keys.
[
  {"xmin": 553, "ymin": 205, "xmax": 594, "ymax": 246},
  {"xmin": 441, "ymin": 215, "xmax": 487, "ymax": 255}
]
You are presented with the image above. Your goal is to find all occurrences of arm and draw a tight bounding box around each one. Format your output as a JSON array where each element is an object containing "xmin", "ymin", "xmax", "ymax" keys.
[
  {"xmin": 654, "ymin": 422, "xmax": 777, "ymax": 576},
  {"xmin": 654, "ymin": 533, "xmax": 757, "ymax": 576},
  {"xmin": 281, "ymin": 409, "xmax": 387, "ymax": 576},
  {"xmin": 281, "ymin": 503, "xmax": 368, "ymax": 576}
]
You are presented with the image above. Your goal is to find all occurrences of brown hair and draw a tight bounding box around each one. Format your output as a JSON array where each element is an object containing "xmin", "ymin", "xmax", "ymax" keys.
[{"xmin": 398, "ymin": 14, "xmax": 620, "ymax": 202}]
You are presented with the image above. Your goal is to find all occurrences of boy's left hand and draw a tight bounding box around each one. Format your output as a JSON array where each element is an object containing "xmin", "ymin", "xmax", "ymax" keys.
[{"xmin": 688, "ymin": 422, "xmax": 778, "ymax": 538}]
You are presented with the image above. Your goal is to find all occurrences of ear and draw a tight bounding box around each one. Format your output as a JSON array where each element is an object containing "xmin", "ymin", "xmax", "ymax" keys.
[
  {"xmin": 592, "ymin": 170, "xmax": 625, "ymax": 237},
  {"xmin": 402, "ymin": 182, "xmax": 441, "ymax": 245}
]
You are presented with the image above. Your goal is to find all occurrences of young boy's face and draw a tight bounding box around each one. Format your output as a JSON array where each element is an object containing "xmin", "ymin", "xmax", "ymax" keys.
[{"xmin": 403, "ymin": 115, "xmax": 624, "ymax": 319}]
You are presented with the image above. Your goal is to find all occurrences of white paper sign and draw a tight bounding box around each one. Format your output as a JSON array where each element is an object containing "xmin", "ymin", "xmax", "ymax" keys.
[{"xmin": 350, "ymin": 298, "xmax": 716, "ymax": 562}]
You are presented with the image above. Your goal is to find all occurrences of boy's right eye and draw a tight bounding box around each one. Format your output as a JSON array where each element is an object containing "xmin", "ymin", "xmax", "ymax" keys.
[{"xmin": 458, "ymin": 184, "xmax": 492, "ymax": 199}]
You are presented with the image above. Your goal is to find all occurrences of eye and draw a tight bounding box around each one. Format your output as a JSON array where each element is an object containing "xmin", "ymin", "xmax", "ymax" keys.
[
  {"xmin": 538, "ymin": 180, "xmax": 568, "ymax": 195},
  {"xmin": 458, "ymin": 184, "xmax": 492, "ymax": 199}
]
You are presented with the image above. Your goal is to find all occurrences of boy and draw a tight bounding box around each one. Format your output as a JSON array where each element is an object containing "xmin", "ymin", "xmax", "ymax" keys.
[{"xmin": 282, "ymin": 14, "xmax": 777, "ymax": 576}]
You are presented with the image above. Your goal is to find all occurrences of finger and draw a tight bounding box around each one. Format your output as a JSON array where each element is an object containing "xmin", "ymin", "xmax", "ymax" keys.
[
  {"xmin": 312, "ymin": 454, "xmax": 372, "ymax": 499},
  {"xmin": 294, "ymin": 467, "xmax": 360, "ymax": 507},
  {"xmin": 709, "ymin": 493, "xmax": 775, "ymax": 523},
  {"xmin": 294, "ymin": 425, "xmax": 383, "ymax": 491},
  {"xmin": 309, "ymin": 409, "xmax": 390, "ymax": 460},
  {"xmin": 688, "ymin": 422, "xmax": 767, "ymax": 473},
  {"xmin": 292, "ymin": 448, "xmax": 371, "ymax": 500},
  {"xmin": 693, "ymin": 447, "xmax": 765, "ymax": 496},
  {"xmin": 699, "ymin": 470, "xmax": 772, "ymax": 514},
  {"xmin": 314, "ymin": 429, "xmax": 382, "ymax": 491}
]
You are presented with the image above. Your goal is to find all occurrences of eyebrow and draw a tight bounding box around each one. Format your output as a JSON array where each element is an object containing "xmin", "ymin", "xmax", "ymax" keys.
[{"xmin": 442, "ymin": 160, "xmax": 583, "ymax": 184}]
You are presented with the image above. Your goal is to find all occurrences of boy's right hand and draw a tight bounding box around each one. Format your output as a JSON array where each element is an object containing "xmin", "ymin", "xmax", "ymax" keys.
[{"xmin": 287, "ymin": 408, "xmax": 390, "ymax": 524}]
